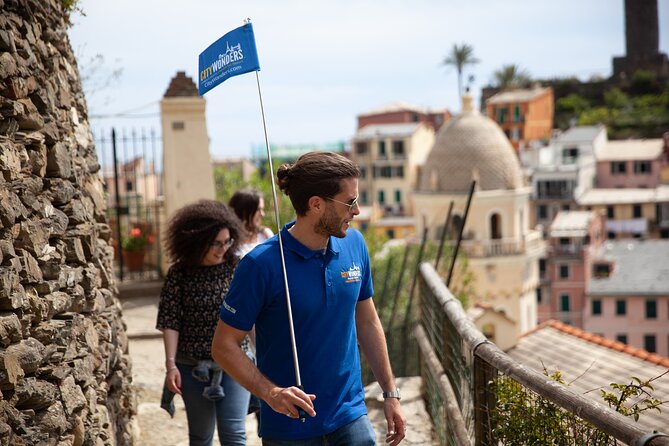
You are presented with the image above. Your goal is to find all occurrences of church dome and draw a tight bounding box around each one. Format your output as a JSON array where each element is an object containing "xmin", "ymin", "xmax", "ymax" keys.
[{"xmin": 418, "ymin": 95, "xmax": 523, "ymax": 193}]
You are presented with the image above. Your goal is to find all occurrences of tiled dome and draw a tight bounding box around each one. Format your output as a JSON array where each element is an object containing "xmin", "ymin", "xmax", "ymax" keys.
[{"xmin": 418, "ymin": 95, "xmax": 522, "ymax": 193}]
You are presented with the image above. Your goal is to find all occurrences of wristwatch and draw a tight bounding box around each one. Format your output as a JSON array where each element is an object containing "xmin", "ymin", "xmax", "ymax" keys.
[{"xmin": 382, "ymin": 388, "xmax": 401, "ymax": 400}]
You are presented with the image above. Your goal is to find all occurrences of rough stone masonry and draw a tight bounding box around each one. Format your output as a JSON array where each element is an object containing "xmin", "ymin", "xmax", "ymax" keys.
[{"xmin": 0, "ymin": 0, "xmax": 137, "ymax": 444}]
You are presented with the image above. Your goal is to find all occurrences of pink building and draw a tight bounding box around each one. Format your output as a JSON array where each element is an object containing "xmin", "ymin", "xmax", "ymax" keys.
[
  {"xmin": 102, "ymin": 156, "xmax": 161, "ymax": 214},
  {"xmin": 584, "ymin": 240, "xmax": 669, "ymax": 356},
  {"xmin": 538, "ymin": 211, "xmax": 606, "ymax": 327},
  {"xmin": 356, "ymin": 103, "xmax": 451, "ymax": 132},
  {"xmin": 595, "ymin": 137, "xmax": 668, "ymax": 189}
]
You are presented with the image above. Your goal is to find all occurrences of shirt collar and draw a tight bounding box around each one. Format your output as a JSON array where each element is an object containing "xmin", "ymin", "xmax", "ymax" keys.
[{"xmin": 281, "ymin": 221, "xmax": 340, "ymax": 259}]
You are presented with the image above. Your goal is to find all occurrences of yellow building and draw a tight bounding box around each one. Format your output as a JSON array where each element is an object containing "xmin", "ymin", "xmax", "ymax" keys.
[
  {"xmin": 351, "ymin": 121, "xmax": 436, "ymax": 239},
  {"xmin": 352, "ymin": 121, "xmax": 435, "ymax": 216},
  {"xmin": 413, "ymin": 95, "xmax": 545, "ymax": 347}
]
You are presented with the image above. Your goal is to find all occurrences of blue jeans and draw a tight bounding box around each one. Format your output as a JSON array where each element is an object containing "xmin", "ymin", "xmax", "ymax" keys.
[
  {"xmin": 261, "ymin": 415, "xmax": 376, "ymax": 446},
  {"xmin": 177, "ymin": 363, "xmax": 250, "ymax": 446}
]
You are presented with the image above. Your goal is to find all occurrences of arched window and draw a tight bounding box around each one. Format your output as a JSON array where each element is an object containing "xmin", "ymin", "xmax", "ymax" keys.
[{"xmin": 490, "ymin": 213, "xmax": 502, "ymax": 239}]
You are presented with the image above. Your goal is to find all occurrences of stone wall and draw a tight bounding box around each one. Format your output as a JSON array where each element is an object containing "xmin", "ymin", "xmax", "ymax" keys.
[{"xmin": 0, "ymin": 0, "xmax": 137, "ymax": 444}]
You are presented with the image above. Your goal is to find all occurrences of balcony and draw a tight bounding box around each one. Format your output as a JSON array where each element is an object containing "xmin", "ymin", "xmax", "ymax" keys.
[
  {"xmin": 452, "ymin": 230, "xmax": 544, "ymax": 258},
  {"xmin": 606, "ymin": 218, "xmax": 647, "ymax": 234},
  {"xmin": 535, "ymin": 189, "xmax": 574, "ymax": 200},
  {"xmin": 551, "ymin": 242, "xmax": 585, "ymax": 256}
]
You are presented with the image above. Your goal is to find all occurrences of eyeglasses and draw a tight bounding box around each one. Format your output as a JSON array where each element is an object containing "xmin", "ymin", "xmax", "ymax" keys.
[
  {"xmin": 325, "ymin": 195, "xmax": 359, "ymax": 213},
  {"xmin": 209, "ymin": 238, "xmax": 234, "ymax": 250}
]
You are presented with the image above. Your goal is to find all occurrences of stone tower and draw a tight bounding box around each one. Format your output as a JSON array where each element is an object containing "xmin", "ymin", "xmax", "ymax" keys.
[{"xmin": 613, "ymin": 0, "xmax": 669, "ymax": 78}]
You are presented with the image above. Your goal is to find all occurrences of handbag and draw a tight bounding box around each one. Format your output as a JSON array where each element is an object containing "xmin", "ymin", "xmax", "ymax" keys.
[{"xmin": 248, "ymin": 393, "xmax": 261, "ymax": 414}]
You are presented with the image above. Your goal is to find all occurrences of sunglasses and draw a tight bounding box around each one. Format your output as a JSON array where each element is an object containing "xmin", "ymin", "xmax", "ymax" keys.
[
  {"xmin": 325, "ymin": 195, "xmax": 359, "ymax": 213},
  {"xmin": 209, "ymin": 238, "xmax": 234, "ymax": 250}
]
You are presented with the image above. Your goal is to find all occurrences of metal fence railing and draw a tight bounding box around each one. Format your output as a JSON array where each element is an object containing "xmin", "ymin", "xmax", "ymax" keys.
[
  {"xmin": 95, "ymin": 128, "xmax": 163, "ymax": 281},
  {"xmin": 416, "ymin": 262, "xmax": 669, "ymax": 446}
]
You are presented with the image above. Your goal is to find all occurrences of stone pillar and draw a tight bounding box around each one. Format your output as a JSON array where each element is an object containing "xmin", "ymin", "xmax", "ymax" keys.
[
  {"xmin": 0, "ymin": 1, "xmax": 136, "ymax": 444},
  {"xmin": 160, "ymin": 72, "xmax": 215, "ymax": 228}
]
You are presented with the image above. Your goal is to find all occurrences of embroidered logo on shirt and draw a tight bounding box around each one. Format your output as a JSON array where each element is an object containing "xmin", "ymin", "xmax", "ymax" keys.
[
  {"xmin": 340, "ymin": 262, "xmax": 362, "ymax": 283},
  {"xmin": 223, "ymin": 301, "xmax": 237, "ymax": 314}
]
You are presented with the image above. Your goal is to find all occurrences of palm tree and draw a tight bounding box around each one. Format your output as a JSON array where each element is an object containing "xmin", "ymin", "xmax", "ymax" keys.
[
  {"xmin": 493, "ymin": 64, "xmax": 531, "ymax": 90},
  {"xmin": 442, "ymin": 43, "xmax": 480, "ymax": 98}
]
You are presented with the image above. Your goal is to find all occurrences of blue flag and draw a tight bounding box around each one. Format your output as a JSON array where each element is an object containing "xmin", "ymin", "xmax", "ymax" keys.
[{"xmin": 198, "ymin": 23, "xmax": 260, "ymax": 96}]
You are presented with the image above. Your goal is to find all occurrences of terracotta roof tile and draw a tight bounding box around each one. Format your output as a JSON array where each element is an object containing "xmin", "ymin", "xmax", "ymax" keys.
[{"xmin": 541, "ymin": 319, "xmax": 669, "ymax": 368}]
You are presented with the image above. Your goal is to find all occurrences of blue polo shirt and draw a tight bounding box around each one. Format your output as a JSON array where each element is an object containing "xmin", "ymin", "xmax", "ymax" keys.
[{"xmin": 219, "ymin": 222, "xmax": 373, "ymax": 440}]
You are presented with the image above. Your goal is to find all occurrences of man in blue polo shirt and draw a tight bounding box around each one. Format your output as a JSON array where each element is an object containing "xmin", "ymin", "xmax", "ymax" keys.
[{"xmin": 212, "ymin": 151, "xmax": 406, "ymax": 445}]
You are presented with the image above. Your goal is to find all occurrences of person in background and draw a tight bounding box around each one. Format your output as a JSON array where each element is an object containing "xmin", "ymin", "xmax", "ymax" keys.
[
  {"xmin": 212, "ymin": 152, "xmax": 406, "ymax": 445},
  {"xmin": 156, "ymin": 199, "xmax": 250, "ymax": 446},
  {"xmin": 229, "ymin": 187, "xmax": 274, "ymax": 257},
  {"xmin": 228, "ymin": 187, "xmax": 275, "ymax": 424}
]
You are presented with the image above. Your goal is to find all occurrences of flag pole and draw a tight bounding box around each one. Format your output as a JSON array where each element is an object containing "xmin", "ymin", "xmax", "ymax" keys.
[{"xmin": 254, "ymin": 69, "xmax": 307, "ymax": 421}]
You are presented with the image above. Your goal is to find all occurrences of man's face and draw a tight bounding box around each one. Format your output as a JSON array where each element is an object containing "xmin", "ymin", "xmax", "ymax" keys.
[{"xmin": 315, "ymin": 177, "xmax": 360, "ymax": 238}]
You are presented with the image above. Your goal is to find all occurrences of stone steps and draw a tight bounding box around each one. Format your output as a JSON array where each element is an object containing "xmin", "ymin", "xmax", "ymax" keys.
[{"xmin": 118, "ymin": 279, "xmax": 164, "ymax": 300}]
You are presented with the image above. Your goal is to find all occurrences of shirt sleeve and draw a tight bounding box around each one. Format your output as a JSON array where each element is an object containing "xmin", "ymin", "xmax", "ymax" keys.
[
  {"xmin": 156, "ymin": 266, "xmax": 182, "ymax": 331},
  {"xmin": 219, "ymin": 255, "xmax": 267, "ymax": 331},
  {"xmin": 259, "ymin": 226, "xmax": 274, "ymax": 241},
  {"xmin": 358, "ymin": 231, "xmax": 374, "ymax": 301}
]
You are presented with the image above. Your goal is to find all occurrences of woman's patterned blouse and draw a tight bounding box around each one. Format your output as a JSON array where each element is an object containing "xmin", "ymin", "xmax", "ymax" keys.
[{"xmin": 156, "ymin": 261, "xmax": 250, "ymax": 360}]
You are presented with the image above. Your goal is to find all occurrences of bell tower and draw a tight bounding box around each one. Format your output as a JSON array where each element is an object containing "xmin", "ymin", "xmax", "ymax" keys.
[{"xmin": 612, "ymin": 0, "xmax": 668, "ymax": 78}]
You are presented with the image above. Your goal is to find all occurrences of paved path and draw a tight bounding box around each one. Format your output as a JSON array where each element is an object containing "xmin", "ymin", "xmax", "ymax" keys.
[{"xmin": 122, "ymin": 294, "xmax": 437, "ymax": 445}]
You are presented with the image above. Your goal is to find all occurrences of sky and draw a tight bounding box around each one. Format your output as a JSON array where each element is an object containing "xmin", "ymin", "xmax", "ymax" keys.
[{"xmin": 67, "ymin": 0, "xmax": 669, "ymax": 161}]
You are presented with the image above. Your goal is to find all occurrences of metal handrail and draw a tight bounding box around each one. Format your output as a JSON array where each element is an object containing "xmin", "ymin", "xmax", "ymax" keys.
[{"xmin": 418, "ymin": 261, "xmax": 669, "ymax": 446}]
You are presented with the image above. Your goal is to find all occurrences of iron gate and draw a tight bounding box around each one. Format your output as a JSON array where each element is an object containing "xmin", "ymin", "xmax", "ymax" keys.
[{"xmin": 94, "ymin": 127, "xmax": 163, "ymax": 281}]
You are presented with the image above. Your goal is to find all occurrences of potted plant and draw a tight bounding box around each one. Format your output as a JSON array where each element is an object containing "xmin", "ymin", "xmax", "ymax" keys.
[{"xmin": 121, "ymin": 223, "xmax": 154, "ymax": 271}]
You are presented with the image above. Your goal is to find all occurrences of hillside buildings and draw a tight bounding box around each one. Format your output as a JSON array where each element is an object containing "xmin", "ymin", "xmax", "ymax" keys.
[
  {"xmin": 351, "ymin": 103, "xmax": 450, "ymax": 238},
  {"xmin": 523, "ymin": 125, "xmax": 605, "ymax": 231}
]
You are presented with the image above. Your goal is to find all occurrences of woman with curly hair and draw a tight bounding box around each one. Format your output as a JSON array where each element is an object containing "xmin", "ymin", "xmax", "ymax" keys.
[
  {"xmin": 228, "ymin": 187, "xmax": 274, "ymax": 257},
  {"xmin": 156, "ymin": 199, "xmax": 251, "ymax": 446}
]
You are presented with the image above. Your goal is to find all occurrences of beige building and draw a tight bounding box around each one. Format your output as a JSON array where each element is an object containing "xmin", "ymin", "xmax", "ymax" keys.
[
  {"xmin": 212, "ymin": 157, "xmax": 258, "ymax": 182},
  {"xmin": 577, "ymin": 187, "xmax": 669, "ymax": 239},
  {"xmin": 161, "ymin": 72, "xmax": 216, "ymax": 223},
  {"xmin": 351, "ymin": 122, "xmax": 435, "ymax": 238},
  {"xmin": 413, "ymin": 95, "xmax": 544, "ymax": 346}
]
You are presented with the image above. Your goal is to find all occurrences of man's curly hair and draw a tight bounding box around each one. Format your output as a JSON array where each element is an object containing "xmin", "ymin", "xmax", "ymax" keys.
[
  {"xmin": 165, "ymin": 199, "xmax": 245, "ymax": 268},
  {"xmin": 276, "ymin": 151, "xmax": 359, "ymax": 216}
]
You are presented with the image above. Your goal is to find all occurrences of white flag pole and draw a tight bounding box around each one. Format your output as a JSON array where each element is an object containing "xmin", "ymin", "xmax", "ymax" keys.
[{"xmin": 253, "ymin": 69, "xmax": 306, "ymax": 421}]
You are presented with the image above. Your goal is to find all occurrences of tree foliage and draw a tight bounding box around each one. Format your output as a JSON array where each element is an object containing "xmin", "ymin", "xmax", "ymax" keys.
[
  {"xmin": 442, "ymin": 43, "xmax": 479, "ymax": 98},
  {"xmin": 493, "ymin": 64, "xmax": 532, "ymax": 90},
  {"xmin": 60, "ymin": 0, "xmax": 84, "ymax": 24},
  {"xmin": 491, "ymin": 368, "xmax": 667, "ymax": 445},
  {"xmin": 597, "ymin": 371, "xmax": 667, "ymax": 422},
  {"xmin": 213, "ymin": 162, "xmax": 295, "ymax": 232},
  {"xmin": 553, "ymin": 75, "xmax": 669, "ymax": 138}
]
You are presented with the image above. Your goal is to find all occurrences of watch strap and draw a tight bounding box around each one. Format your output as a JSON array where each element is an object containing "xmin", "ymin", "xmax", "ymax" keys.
[{"xmin": 382, "ymin": 388, "xmax": 401, "ymax": 400}]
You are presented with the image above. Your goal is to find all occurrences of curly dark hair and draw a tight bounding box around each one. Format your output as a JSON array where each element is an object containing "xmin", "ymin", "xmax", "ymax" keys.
[
  {"xmin": 229, "ymin": 187, "xmax": 263, "ymax": 233},
  {"xmin": 276, "ymin": 151, "xmax": 360, "ymax": 216},
  {"xmin": 165, "ymin": 199, "xmax": 245, "ymax": 268}
]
